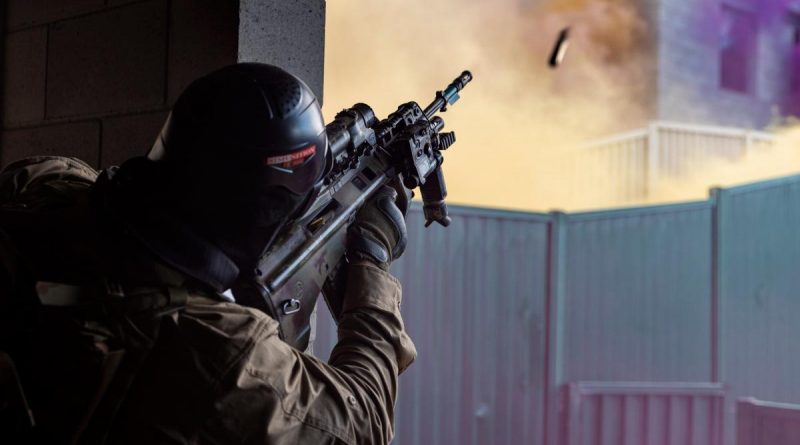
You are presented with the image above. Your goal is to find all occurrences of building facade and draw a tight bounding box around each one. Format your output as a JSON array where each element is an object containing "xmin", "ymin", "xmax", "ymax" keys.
[{"xmin": 653, "ymin": 0, "xmax": 800, "ymax": 128}]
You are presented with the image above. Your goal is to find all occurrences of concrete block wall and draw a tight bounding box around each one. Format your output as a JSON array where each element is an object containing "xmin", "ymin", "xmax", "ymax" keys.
[
  {"xmin": 655, "ymin": 0, "xmax": 793, "ymax": 129},
  {"xmin": 0, "ymin": 0, "xmax": 325, "ymax": 169},
  {"xmin": 238, "ymin": 0, "xmax": 326, "ymax": 104}
]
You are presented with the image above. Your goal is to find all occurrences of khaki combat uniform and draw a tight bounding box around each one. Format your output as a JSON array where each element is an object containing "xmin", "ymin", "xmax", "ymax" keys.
[
  {"xmin": 0, "ymin": 157, "xmax": 417, "ymax": 445},
  {"xmin": 108, "ymin": 264, "xmax": 416, "ymax": 445}
]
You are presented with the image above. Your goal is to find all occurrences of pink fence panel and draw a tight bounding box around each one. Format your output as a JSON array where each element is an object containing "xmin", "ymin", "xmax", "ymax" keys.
[
  {"xmin": 737, "ymin": 398, "xmax": 800, "ymax": 445},
  {"xmin": 563, "ymin": 382, "xmax": 725, "ymax": 445}
]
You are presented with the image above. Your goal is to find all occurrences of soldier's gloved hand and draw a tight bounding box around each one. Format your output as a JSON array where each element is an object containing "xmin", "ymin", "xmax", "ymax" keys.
[{"xmin": 347, "ymin": 184, "xmax": 409, "ymax": 270}]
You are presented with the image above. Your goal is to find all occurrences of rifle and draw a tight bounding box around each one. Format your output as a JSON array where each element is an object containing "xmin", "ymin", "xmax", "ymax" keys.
[{"xmin": 234, "ymin": 71, "xmax": 473, "ymax": 349}]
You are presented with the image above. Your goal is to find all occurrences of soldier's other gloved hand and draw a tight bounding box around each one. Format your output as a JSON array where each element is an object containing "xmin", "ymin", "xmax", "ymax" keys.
[{"xmin": 347, "ymin": 184, "xmax": 409, "ymax": 270}]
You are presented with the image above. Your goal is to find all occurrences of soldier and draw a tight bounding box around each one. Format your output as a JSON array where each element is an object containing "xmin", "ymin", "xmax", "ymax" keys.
[{"xmin": 0, "ymin": 63, "xmax": 416, "ymax": 444}]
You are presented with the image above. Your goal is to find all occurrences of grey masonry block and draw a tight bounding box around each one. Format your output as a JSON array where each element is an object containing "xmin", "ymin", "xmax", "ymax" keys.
[
  {"xmin": 45, "ymin": 0, "xmax": 106, "ymax": 23},
  {"xmin": 3, "ymin": 27, "xmax": 47, "ymax": 127},
  {"xmin": 6, "ymin": 0, "xmax": 46, "ymax": 31},
  {"xmin": 100, "ymin": 111, "xmax": 168, "ymax": 168},
  {"xmin": 46, "ymin": 0, "xmax": 167, "ymax": 119},
  {"xmin": 168, "ymin": 0, "xmax": 238, "ymax": 103},
  {"xmin": 1, "ymin": 121, "xmax": 100, "ymax": 167},
  {"xmin": 238, "ymin": 0, "xmax": 326, "ymax": 104},
  {"xmin": 106, "ymin": 0, "xmax": 154, "ymax": 6},
  {"xmin": 6, "ymin": 0, "xmax": 105, "ymax": 32}
]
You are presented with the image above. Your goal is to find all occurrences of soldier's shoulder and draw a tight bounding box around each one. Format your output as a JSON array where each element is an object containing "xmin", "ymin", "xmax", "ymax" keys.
[
  {"xmin": 183, "ymin": 295, "xmax": 279, "ymax": 338},
  {"xmin": 0, "ymin": 156, "xmax": 98, "ymax": 208},
  {"xmin": 156, "ymin": 294, "xmax": 281, "ymax": 389},
  {"xmin": 0, "ymin": 156, "xmax": 105, "ymax": 281}
]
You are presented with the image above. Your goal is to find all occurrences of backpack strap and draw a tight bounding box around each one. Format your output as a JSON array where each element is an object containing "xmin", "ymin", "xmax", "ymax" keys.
[
  {"xmin": 76, "ymin": 282, "xmax": 197, "ymax": 445},
  {"xmin": 0, "ymin": 351, "xmax": 36, "ymax": 435},
  {"xmin": 54, "ymin": 281, "xmax": 192, "ymax": 445}
]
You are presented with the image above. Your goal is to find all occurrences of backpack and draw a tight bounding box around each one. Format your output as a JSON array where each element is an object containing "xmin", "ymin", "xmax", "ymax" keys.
[{"xmin": 0, "ymin": 156, "xmax": 189, "ymax": 444}]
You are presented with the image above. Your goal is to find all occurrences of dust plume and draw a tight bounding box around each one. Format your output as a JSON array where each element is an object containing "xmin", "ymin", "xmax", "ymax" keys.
[{"xmin": 324, "ymin": 0, "xmax": 653, "ymax": 212}]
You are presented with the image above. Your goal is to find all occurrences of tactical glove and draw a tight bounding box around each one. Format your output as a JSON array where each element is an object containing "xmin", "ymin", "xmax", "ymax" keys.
[{"xmin": 347, "ymin": 183, "xmax": 409, "ymax": 270}]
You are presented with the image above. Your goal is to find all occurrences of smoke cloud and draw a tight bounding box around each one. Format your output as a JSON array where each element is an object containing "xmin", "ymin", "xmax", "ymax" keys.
[
  {"xmin": 323, "ymin": 0, "xmax": 653, "ymax": 211},
  {"xmin": 324, "ymin": 0, "xmax": 800, "ymax": 212},
  {"xmin": 649, "ymin": 122, "xmax": 800, "ymax": 203}
]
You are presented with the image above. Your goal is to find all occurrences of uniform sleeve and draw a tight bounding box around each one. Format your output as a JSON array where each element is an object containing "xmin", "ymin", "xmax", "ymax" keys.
[
  {"xmin": 327, "ymin": 262, "xmax": 418, "ymax": 439},
  {"xmin": 199, "ymin": 263, "xmax": 417, "ymax": 445}
]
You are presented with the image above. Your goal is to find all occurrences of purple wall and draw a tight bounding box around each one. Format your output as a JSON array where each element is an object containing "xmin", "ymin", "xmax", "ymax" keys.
[{"xmin": 657, "ymin": 0, "xmax": 800, "ymax": 128}]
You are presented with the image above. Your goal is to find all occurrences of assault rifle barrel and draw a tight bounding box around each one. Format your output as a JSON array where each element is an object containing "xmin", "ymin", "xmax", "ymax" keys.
[{"xmin": 423, "ymin": 70, "xmax": 473, "ymax": 119}]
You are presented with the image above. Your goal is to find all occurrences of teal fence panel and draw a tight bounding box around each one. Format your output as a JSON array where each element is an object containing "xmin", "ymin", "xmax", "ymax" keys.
[
  {"xmin": 562, "ymin": 202, "xmax": 714, "ymax": 383},
  {"xmin": 314, "ymin": 205, "xmax": 552, "ymax": 445}
]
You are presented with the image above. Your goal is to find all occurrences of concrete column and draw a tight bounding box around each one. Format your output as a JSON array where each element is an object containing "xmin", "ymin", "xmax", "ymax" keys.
[{"xmin": 238, "ymin": 0, "xmax": 326, "ymax": 104}]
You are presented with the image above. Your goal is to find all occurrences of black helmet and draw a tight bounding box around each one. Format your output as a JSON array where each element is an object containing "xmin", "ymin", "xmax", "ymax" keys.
[
  {"xmin": 149, "ymin": 63, "xmax": 327, "ymax": 198},
  {"xmin": 97, "ymin": 63, "xmax": 327, "ymax": 292}
]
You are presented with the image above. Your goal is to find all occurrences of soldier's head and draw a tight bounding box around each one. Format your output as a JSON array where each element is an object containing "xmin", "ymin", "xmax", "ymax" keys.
[{"xmin": 101, "ymin": 63, "xmax": 327, "ymax": 291}]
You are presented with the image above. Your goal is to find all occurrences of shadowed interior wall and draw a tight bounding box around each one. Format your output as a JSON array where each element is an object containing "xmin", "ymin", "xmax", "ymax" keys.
[{"xmin": 0, "ymin": 0, "xmax": 325, "ymax": 169}]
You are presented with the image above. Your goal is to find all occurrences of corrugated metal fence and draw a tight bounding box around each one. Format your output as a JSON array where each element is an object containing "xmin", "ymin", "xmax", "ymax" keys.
[
  {"xmin": 313, "ymin": 173, "xmax": 800, "ymax": 445},
  {"xmin": 737, "ymin": 398, "xmax": 800, "ymax": 445}
]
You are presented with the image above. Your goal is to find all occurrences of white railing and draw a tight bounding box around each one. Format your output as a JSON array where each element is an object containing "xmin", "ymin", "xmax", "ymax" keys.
[
  {"xmin": 737, "ymin": 398, "xmax": 800, "ymax": 445},
  {"xmin": 572, "ymin": 121, "xmax": 775, "ymax": 204}
]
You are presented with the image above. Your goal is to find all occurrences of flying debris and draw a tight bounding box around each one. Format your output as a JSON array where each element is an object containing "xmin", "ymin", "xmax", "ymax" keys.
[{"xmin": 548, "ymin": 27, "xmax": 570, "ymax": 68}]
